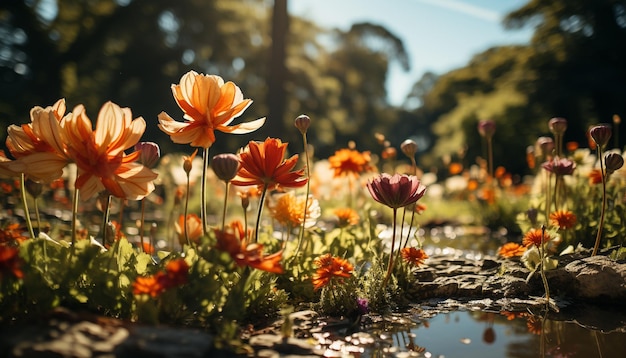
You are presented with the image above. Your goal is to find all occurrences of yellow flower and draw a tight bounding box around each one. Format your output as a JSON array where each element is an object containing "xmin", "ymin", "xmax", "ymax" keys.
[
  {"xmin": 158, "ymin": 71, "xmax": 265, "ymax": 148},
  {"xmin": 333, "ymin": 208, "xmax": 360, "ymax": 227},
  {"xmin": 269, "ymin": 192, "xmax": 320, "ymax": 228}
]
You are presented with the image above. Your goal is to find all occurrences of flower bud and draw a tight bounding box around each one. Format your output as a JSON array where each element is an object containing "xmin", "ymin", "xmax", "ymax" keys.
[
  {"xmin": 548, "ymin": 117, "xmax": 567, "ymax": 135},
  {"xmin": 478, "ymin": 120, "xmax": 496, "ymax": 139},
  {"xmin": 25, "ymin": 178, "xmax": 43, "ymax": 198},
  {"xmin": 294, "ymin": 114, "xmax": 311, "ymax": 134},
  {"xmin": 526, "ymin": 207, "xmax": 538, "ymax": 226},
  {"xmin": 605, "ymin": 152, "xmax": 624, "ymax": 175},
  {"xmin": 535, "ymin": 137, "xmax": 554, "ymax": 157},
  {"xmin": 400, "ymin": 139, "xmax": 418, "ymax": 159},
  {"xmin": 589, "ymin": 124, "xmax": 612, "ymax": 149},
  {"xmin": 183, "ymin": 149, "xmax": 198, "ymax": 175},
  {"xmin": 211, "ymin": 153, "xmax": 240, "ymax": 182},
  {"xmin": 134, "ymin": 142, "xmax": 161, "ymax": 168}
]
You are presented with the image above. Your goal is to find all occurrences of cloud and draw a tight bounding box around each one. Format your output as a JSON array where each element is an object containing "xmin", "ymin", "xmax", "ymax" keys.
[{"xmin": 414, "ymin": 0, "xmax": 502, "ymax": 23}]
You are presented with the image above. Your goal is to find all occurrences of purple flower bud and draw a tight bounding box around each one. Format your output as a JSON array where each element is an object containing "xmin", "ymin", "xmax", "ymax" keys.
[
  {"xmin": 605, "ymin": 152, "xmax": 624, "ymax": 175},
  {"xmin": 589, "ymin": 124, "xmax": 612, "ymax": 149},
  {"xmin": 478, "ymin": 120, "xmax": 496, "ymax": 139},
  {"xmin": 294, "ymin": 114, "xmax": 311, "ymax": 134},
  {"xmin": 535, "ymin": 137, "xmax": 554, "ymax": 157},
  {"xmin": 211, "ymin": 153, "xmax": 240, "ymax": 182},
  {"xmin": 400, "ymin": 139, "xmax": 418, "ymax": 159},
  {"xmin": 356, "ymin": 298, "xmax": 369, "ymax": 314},
  {"xmin": 548, "ymin": 117, "xmax": 567, "ymax": 135},
  {"xmin": 134, "ymin": 142, "xmax": 161, "ymax": 168}
]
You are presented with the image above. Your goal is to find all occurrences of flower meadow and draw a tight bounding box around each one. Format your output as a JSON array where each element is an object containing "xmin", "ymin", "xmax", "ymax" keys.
[{"xmin": 1, "ymin": 70, "xmax": 625, "ymax": 348}]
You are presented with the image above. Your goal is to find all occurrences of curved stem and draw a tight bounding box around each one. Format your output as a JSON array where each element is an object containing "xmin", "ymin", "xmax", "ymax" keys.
[
  {"xmin": 383, "ymin": 208, "xmax": 398, "ymax": 287},
  {"xmin": 201, "ymin": 147, "xmax": 210, "ymax": 236},
  {"xmin": 592, "ymin": 148, "xmax": 607, "ymax": 256},
  {"xmin": 254, "ymin": 184, "xmax": 268, "ymax": 243},
  {"xmin": 20, "ymin": 173, "xmax": 35, "ymax": 239},
  {"xmin": 70, "ymin": 186, "xmax": 79, "ymax": 258}
]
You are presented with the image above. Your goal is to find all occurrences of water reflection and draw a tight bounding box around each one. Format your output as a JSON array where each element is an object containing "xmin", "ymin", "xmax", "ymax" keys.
[{"xmin": 319, "ymin": 309, "xmax": 626, "ymax": 357}]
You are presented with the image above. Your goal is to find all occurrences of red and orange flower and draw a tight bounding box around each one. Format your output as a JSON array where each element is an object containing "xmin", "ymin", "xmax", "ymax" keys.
[
  {"xmin": 334, "ymin": 207, "xmax": 360, "ymax": 227},
  {"xmin": 132, "ymin": 258, "xmax": 189, "ymax": 297},
  {"xmin": 214, "ymin": 223, "xmax": 284, "ymax": 274},
  {"xmin": 328, "ymin": 148, "xmax": 374, "ymax": 177},
  {"xmin": 549, "ymin": 210, "xmax": 577, "ymax": 230},
  {"xmin": 400, "ymin": 247, "xmax": 429, "ymax": 267},
  {"xmin": 231, "ymin": 138, "xmax": 307, "ymax": 191},
  {"xmin": 367, "ymin": 173, "xmax": 427, "ymax": 209},
  {"xmin": 311, "ymin": 253, "xmax": 354, "ymax": 291},
  {"xmin": 522, "ymin": 228, "xmax": 553, "ymax": 248},
  {"xmin": 497, "ymin": 242, "xmax": 527, "ymax": 258},
  {"xmin": 158, "ymin": 71, "xmax": 265, "ymax": 148},
  {"xmin": 0, "ymin": 244, "xmax": 24, "ymax": 280}
]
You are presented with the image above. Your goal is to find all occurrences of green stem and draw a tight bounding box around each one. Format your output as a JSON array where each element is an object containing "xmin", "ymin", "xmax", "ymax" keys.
[
  {"xmin": 221, "ymin": 181, "xmax": 230, "ymax": 231},
  {"xmin": 296, "ymin": 133, "xmax": 311, "ymax": 255},
  {"xmin": 487, "ymin": 137, "xmax": 493, "ymax": 178},
  {"xmin": 254, "ymin": 184, "xmax": 268, "ymax": 243},
  {"xmin": 201, "ymin": 147, "xmax": 210, "ymax": 236},
  {"xmin": 540, "ymin": 225, "xmax": 550, "ymax": 305},
  {"xmin": 101, "ymin": 195, "xmax": 112, "ymax": 246},
  {"xmin": 70, "ymin": 186, "xmax": 79, "ymax": 258},
  {"xmin": 383, "ymin": 208, "xmax": 398, "ymax": 287},
  {"xmin": 592, "ymin": 148, "xmax": 607, "ymax": 256},
  {"xmin": 34, "ymin": 196, "xmax": 47, "ymax": 273},
  {"xmin": 184, "ymin": 174, "xmax": 191, "ymax": 247},
  {"xmin": 394, "ymin": 207, "xmax": 407, "ymax": 268},
  {"xmin": 139, "ymin": 199, "xmax": 146, "ymax": 252},
  {"xmin": 20, "ymin": 173, "xmax": 35, "ymax": 239}
]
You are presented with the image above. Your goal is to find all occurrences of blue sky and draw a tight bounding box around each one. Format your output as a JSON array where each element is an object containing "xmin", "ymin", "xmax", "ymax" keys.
[{"xmin": 288, "ymin": 0, "xmax": 533, "ymax": 106}]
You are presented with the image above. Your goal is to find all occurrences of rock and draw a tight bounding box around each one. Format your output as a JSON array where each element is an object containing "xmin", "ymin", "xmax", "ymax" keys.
[{"xmin": 564, "ymin": 255, "xmax": 626, "ymax": 302}]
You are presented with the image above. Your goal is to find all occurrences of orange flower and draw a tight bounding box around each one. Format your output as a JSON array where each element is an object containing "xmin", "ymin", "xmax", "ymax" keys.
[
  {"xmin": 5, "ymin": 99, "xmax": 72, "ymax": 182},
  {"xmin": 334, "ymin": 207, "xmax": 360, "ymax": 227},
  {"xmin": 214, "ymin": 226, "xmax": 284, "ymax": 274},
  {"xmin": 158, "ymin": 71, "xmax": 265, "ymax": 148},
  {"xmin": 549, "ymin": 210, "xmax": 577, "ymax": 230},
  {"xmin": 63, "ymin": 102, "xmax": 158, "ymax": 200},
  {"xmin": 328, "ymin": 148, "xmax": 374, "ymax": 177},
  {"xmin": 522, "ymin": 228, "xmax": 552, "ymax": 248},
  {"xmin": 175, "ymin": 214, "xmax": 203, "ymax": 246},
  {"xmin": 588, "ymin": 168, "xmax": 603, "ymax": 185},
  {"xmin": 132, "ymin": 274, "xmax": 166, "ymax": 297},
  {"xmin": 231, "ymin": 138, "xmax": 307, "ymax": 190},
  {"xmin": 132, "ymin": 258, "xmax": 189, "ymax": 297},
  {"xmin": 0, "ymin": 223, "xmax": 29, "ymax": 244},
  {"xmin": 269, "ymin": 192, "xmax": 320, "ymax": 228},
  {"xmin": 311, "ymin": 253, "xmax": 353, "ymax": 290},
  {"xmin": 497, "ymin": 242, "xmax": 527, "ymax": 258},
  {"xmin": 401, "ymin": 247, "xmax": 429, "ymax": 266},
  {"xmin": 0, "ymin": 244, "xmax": 24, "ymax": 279},
  {"xmin": 448, "ymin": 162, "xmax": 463, "ymax": 175}
]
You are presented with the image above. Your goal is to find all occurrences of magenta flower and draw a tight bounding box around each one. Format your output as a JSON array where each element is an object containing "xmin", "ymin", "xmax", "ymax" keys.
[
  {"xmin": 367, "ymin": 173, "xmax": 427, "ymax": 209},
  {"xmin": 541, "ymin": 157, "xmax": 575, "ymax": 176}
]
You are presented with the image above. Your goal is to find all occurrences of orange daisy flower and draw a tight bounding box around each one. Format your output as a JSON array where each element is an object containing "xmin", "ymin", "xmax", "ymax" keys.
[
  {"xmin": 522, "ymin": 228, "xmax": 552, "ymax": 248},
  {"xmin": 328, "ymin": 148, "xmax": 374, "ymax": 177},
  {"xmin": 334, "ymin": 207, "xmax": 360, "ymax": 227},
  {"xmin": 63, "ymin": 102, "xmax": 158, "ymax": 200},
  {"xmin": 401, "ymin": 247, "xmax": 429, "ymax": 266},
  {"xmin": 0, "ymin": 244, "xmax": 24, "ymax": 280},
  {"xmin": 132, "ymin": 274, "xmax": 166, "ymax": 297},
  {"xmin": 158, "ymin": 71, "xmax": 265, "ymax": 148},
  {"xmin": 549, "ymin": 210, "xmax": 577, "ymax": 230},
  {"xmin": 231, "ymin": 138, "xmax": 307, "ymax": 191},
  {"xmin": 497, "ymin": 242, "xmax": 527, "ymax": 258},
  {"xmin": 311, "ymin": 253, "xmax": 354, "ymax": 290}
]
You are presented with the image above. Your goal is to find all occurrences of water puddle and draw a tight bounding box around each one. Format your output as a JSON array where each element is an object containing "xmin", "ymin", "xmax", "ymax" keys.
[{"xmin": 316, "ymin": 308, "xmax": 626, "ymax": 357}]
